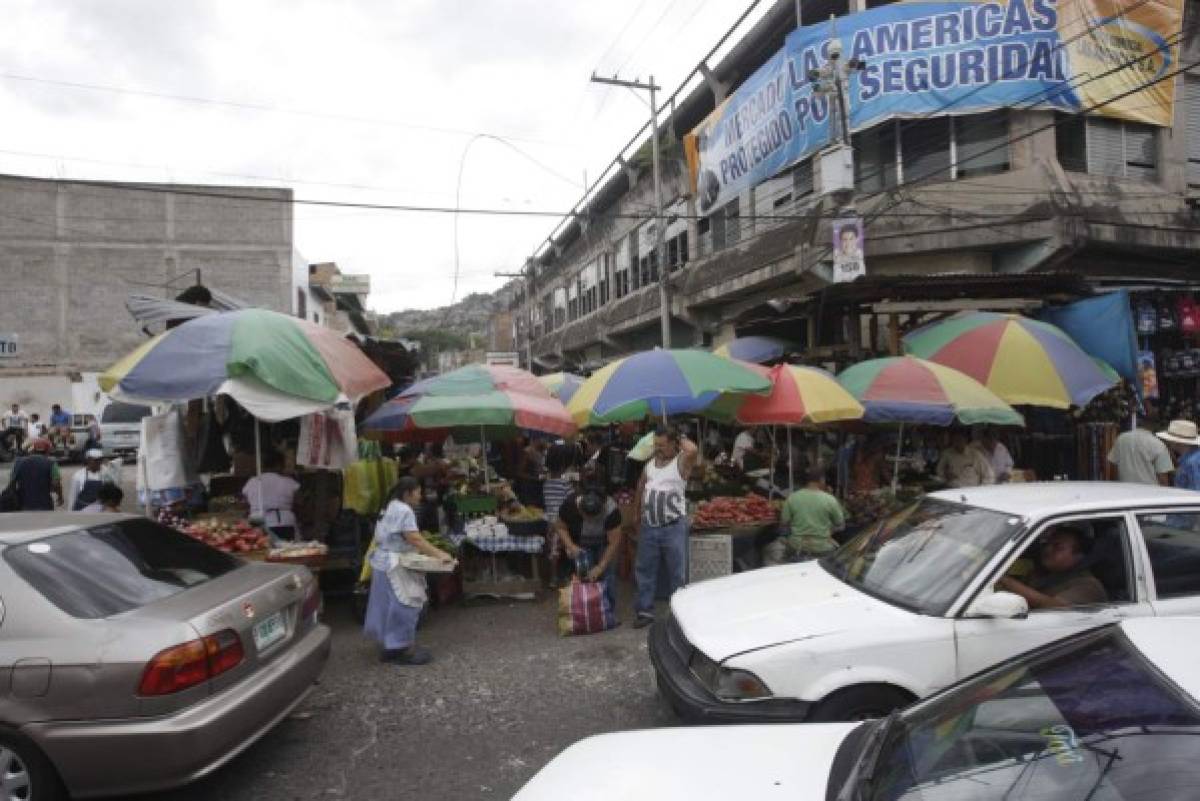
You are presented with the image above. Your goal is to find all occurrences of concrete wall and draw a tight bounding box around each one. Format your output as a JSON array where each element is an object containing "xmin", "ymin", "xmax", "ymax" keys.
[{"xmin": 0, "ymin": 174, "xmax": 294, "ymax": 379}]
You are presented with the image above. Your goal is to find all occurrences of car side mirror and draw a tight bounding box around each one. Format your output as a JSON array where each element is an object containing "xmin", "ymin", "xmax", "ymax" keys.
[{"xmin": 965, "ymin": 591, "xmax": 1029, "ymax": 619}]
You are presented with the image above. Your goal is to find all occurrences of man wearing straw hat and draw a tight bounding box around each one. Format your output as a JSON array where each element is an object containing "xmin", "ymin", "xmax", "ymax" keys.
[{"xmin": 1158, "ymin": 419, "xmax": 1200, "ymax": 492}]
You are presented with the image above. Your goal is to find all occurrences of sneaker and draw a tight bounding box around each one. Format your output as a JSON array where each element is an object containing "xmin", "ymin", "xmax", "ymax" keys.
[
  {"xmin": 633, "ymin": 613, "xmax": 655, "ymax": 629},
  {"xmin": 390, "ymin": 645, "xmax": 433, "ymax": 666}
]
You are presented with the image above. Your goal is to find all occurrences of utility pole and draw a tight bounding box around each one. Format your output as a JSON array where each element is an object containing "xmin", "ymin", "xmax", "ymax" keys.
[
  {"xmin": 806, "ymin": 17, "xmax": 867, "ymax": 212},
  {"xmin": 591, "ymin": 72, "xmax": 671, "ymax": 349},
  {"xmin": 495, "ymin": 268, "xmax": 533, "ymax": 370}
]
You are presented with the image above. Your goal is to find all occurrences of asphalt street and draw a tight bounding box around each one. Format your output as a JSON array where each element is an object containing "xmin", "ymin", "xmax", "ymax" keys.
[
  {"xmin": 144, "ymin": 590, "xmax": 677, "ymax": 801},
  {"xmin": 0, "ymin": 463, "xmax": 680, "ymax": 800}
]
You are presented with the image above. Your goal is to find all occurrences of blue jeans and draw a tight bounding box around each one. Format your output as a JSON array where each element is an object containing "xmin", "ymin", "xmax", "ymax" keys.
[
  {"xmin": 635, "ymin": 517, "xmax": 688, "ymax": 615},
  {"xmin": 581, "ymin": 542, "xmax": 618, "ymax": 614}
]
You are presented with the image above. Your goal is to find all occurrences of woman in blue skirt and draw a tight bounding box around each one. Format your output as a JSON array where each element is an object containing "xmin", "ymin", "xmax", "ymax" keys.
[{"xmin": 363, "ymin": 477, "xmax": 455, "ymax": 665}]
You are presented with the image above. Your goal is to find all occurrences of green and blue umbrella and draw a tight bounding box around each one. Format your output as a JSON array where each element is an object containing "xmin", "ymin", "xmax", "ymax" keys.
[
  {"xmin": 566, "ymin": 349, "xmax": 771, "ymax": 426},
  {"xmin": 99, "ymin": 309, "xmax": 389, "ymax": 421}
]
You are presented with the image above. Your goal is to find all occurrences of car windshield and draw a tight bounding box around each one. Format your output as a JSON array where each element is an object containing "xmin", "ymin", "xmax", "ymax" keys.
[
  {"xmin": 101, "ymin": 402, "xmax": 152, "ymax": 424},
  {"xmin": 863, "ymin": 626, "xmax": 1200, "ymax": 800},
  {"xmin": 4, "ymin": 518, "xmax": 240, "ymax": 618},
  {"xmin": 821, "ymin": 497, "xmax": 1020, "ymax": 616}
]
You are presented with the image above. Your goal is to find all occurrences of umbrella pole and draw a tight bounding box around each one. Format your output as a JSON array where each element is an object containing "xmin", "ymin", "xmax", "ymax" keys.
[
  {"xmin": 481, "ymin": 425, "xmax": 490, "ymax": 492},
  {"xmin": 787, "ymin": 426, "xmax": 794, "ymax": 494},
  {"xmin": 769, "ymin": 426, "xmax": 777, "ymax": 500},
  {"xmin": 254, "ymin": 420, "xmax": 265, "ymax": 528},
  {"xmin": 891, "ymin": 422, "xmax": 904, "ymax": 494}
]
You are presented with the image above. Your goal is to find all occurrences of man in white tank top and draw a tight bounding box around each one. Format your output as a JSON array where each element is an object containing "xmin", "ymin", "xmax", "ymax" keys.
[{"xmin": 632, "ymin": 425, "xmax": 699, "ymax": 628}]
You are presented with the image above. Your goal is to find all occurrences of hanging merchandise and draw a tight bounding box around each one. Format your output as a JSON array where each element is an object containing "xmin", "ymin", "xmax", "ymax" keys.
[
  {"xmin": 1178, "ymin": 295, "xmax": 1199, "ymax": 335},
  {"xmin": 1156, "ymin": 294, "xmax": 1178, "ymax": 333},
  {"xmin": 297, "ymin": 408, "xmax": 357, "ymax": 469},
  {"xmin": 1139, "ymin": 351, "xmax": 1160, "ymax": 400},
  {"xmin": 141, "ymin": 408, "xmax": 198, "ymax": 492},
  {"xmin": 1136, "ymin": 297, "xmax": 1158, "ymax": 335}
]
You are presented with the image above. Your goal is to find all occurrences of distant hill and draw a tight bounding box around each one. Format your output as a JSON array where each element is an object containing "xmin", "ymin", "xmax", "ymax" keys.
[{"xmin": 379, "ymin": 292, "xmax": 496, "ymax": 341}]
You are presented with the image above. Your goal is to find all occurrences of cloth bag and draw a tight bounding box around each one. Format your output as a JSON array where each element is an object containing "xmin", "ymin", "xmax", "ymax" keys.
[{"xmin": 556, "ymin": 553, "xmax": 617, "ymax": 637}]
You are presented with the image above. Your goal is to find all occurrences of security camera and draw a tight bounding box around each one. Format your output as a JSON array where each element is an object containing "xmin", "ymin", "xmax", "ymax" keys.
[{"xmin": 828, "ymin": 38, "xmax": 843, "ymax": 59}]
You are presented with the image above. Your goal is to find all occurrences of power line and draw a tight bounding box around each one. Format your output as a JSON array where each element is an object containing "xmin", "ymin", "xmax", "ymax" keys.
[{"xmin": 0, "ymin": 71, "xmax": 568, "ymax": 148}]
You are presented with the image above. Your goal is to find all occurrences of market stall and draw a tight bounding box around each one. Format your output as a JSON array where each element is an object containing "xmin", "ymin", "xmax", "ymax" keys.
[
  {"xmin": 361, "ymin": 363, "xmax": 575, "ymax": 599},
  {"xmin": 99, "ymin": 308, "xmax": 390, "ymax": 576}
]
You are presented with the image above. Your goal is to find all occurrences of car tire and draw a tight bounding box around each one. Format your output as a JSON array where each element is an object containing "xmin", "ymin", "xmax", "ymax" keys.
[
  {"xmin": 809, "ymin": 684, "xmax": 914, "ymax": 722},
  {"xmin": 0, "ymin": 730, "xmax": 64, "ymax": 801}
]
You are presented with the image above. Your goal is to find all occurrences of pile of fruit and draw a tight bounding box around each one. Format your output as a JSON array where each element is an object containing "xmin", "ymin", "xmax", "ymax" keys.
[
  {"xmin": 181, "ymin": 518, "xmax": 270, "ymax": 554},
  {"xmin": 267, "ymin": 541, "xmax": 328, "ymax": 561},
  {"xmin": 692, "ymin": 495, "xmax": 779, "ymax": 530},
  {"xmin": 501, "ymin": 504, "xmax": 544, "ymax": 522}
]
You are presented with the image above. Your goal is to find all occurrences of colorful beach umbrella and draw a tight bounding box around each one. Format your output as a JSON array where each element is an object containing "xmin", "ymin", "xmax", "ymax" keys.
[
  {"xmin": 538, "ymin": 372, "xmax": 585, "ymax": 404},
  {"xmin": 720, "ymin": 363, "xmax": 865, "ymax": 426},
  {"xmin": 902, "ymin": 312, "xmax": 1117, "ymax": 409},
  {"xmin": 837, "ymin": 356, "xmax": 1023, "ymax": 427},
  {"xmin": 362, "ymin": 363, "xmax": 575, "ymax": 439},
  {"xmin": 713, "ymin": 336, "xmax": 795, "ymax": 364},
  {"xmin": 566, "ymin": 349, "xmax": 771, "ymax": 426},
  {"xmin": 401, "ymin": 363, "xmax": 548, "ymax": 399},
  {"xmin": 100, "ymin": 309, "xmax": 389, "ymax": 421}
]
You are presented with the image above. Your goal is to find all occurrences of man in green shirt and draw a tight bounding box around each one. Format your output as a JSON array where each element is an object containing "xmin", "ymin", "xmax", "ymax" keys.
[{"xmin": 763, "ymin": 467, "xmax": 845, "ymax": 565}]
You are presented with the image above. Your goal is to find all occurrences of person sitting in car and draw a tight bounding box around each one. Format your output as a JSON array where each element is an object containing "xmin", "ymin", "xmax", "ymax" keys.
[{"xmin": 997, "ymin": 525, "xmax": 1107, "ymax": 609}]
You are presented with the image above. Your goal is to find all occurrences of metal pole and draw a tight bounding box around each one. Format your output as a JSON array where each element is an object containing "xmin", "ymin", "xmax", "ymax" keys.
[
  {"xmin": 795, "ymin": 0, "xmax": 803, "ymax": 27},
  {"xmin": 649, "ymin": 76, "xmax": 671, "ymax": 350},
  {"xmin": 524, "ymin": 270, "xmax": 533, "ymax": 371}
]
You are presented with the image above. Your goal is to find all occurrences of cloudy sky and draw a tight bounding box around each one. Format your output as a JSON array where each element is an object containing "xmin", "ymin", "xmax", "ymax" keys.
[{"xmin": 1, "ymin": 0, "xmax": 773, "ymax": 313}]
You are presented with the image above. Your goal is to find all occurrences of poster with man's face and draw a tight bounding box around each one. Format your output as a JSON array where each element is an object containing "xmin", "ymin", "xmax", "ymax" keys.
[{"xmin": 831, "ymin": 217, "xmax": 865, "ymax": 283}]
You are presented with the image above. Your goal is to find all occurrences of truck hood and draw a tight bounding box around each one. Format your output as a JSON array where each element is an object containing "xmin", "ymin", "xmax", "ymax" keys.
[
  {"xmin": 672, "ymin": 562, "xmax": 908, "ymax": 661},
  {"xmin": 512, "ymin": 723, "xmax": 858, "ymax": 801}
]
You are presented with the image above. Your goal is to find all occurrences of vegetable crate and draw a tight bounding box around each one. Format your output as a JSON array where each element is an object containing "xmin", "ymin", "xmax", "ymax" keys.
[{"xmin": 452, "ymin": 494, "xmax": 498, "ymax": 516}]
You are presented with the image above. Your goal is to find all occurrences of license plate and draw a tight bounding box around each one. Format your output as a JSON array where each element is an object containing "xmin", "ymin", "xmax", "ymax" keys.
[{"xmin": 252, "ymin": 611, "xmax": 287, "ymax": 651}]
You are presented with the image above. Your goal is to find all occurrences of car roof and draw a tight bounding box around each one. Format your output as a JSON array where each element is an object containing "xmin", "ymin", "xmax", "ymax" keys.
[
  {"xmin": 1121, "ymin": 618, "xmax": 1200, "ymax": 702},
  {"xmin": 927, "ymin": 481, "xmax": 1200, "ymax": 519},
  {"xmin": 0, "ymin": 512, "xmax": 134, "ymax": 545}
]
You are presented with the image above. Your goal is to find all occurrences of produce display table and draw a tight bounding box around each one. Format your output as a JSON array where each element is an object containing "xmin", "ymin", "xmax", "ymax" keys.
[{"xmin": 449, "ymin": 525, "xmax": 544, "ymax": 599}]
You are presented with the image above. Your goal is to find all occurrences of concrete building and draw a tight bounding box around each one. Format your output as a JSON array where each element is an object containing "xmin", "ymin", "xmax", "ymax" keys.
[
  {"xmin": 513, "ymin": 0, "xmax": 1200, "ymax": 371},
  {"xmin": 307, "ymin": 261, "xmax": 373, "ymax": 336},
  {"xmin": 0, "ymin": 173, "xmax": 294, "ymax": 414}
]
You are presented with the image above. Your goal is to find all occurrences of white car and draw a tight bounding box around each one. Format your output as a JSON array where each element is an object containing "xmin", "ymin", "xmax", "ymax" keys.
[
  {"xmin": 99, "ymin": 401, "xmax": 152, "ymax": 462},
  {"xmin": 516, "ymin": 617, "xmax": 1200, "ymax": 800},
  {"xmin": 649, "ymin": 482, "xmax": 1200, "ymax": 723}
]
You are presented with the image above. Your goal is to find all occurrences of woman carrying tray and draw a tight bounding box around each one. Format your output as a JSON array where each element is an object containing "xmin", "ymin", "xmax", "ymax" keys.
[{"xmin": 363, "ymin": 476, "xmax": 456, "ymax": 666}]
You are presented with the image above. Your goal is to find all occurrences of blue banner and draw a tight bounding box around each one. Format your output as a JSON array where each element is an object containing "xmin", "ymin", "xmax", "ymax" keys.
[{"xmin": 685, "ymin": 0, "xmax": 1182, "ymax": 213}]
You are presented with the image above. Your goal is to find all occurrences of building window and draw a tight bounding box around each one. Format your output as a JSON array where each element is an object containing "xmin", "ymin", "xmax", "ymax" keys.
[
  {"xmin": 567, "ymin": 280, "xmax": 579, "ymax": 322},
  {"xmin": 709, "ymin": 198, "xmax": 741, "ymax": 252},
  {"xmin": 614, "ymin": 238, "xmax": 631, "ymax": 300},
  {"xmin": 553, "ymin": 287, "xmax": 567, "ymax": 329},
  {"xmin": 955, "ymin": 112, "xmax": 1010, "ymax": 177},
  {"xmin": 853, "ymin": 122, "xmax": 899, "ymax": 192},
  {"xmin": 296, "ymin": 288, "xmax": 307, "ymax": 320},
  {"xmin": 599, "ymin": 252, "xmax": 612, "ymax": 305},
  {"xmin": 1187, "ymin": 77, "xmax": 1200, "ymax": 187},
  {"xmin": 629, "ymin": 229, "xmax": 642, "ymax": 291},
  {"xmin": 902, "ymin": 119, "xmax": 952, "ymax": 183},
  {"xmin": 1056, "ymin": 114, "xmax": 1158, "ymax": 179},
  {"xmin": 794, "ymin": 158, "xmax": 814, "ymax": 199}
]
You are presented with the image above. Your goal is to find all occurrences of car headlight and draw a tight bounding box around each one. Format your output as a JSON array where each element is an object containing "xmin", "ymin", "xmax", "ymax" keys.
[{"xmin": 715, "ymin": 668, "xmax": 773, "ymax": 701}]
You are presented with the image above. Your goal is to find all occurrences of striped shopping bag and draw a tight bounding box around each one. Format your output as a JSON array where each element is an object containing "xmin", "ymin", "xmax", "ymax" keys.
[{"xmin": 556, "ymin": 553, "xmax": 616, "ymax": 636}]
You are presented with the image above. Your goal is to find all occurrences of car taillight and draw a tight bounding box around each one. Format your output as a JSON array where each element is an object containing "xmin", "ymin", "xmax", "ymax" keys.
[
  {"xmin": 301, "ymin": 582, "xmax": 322, "ymax": 623},
  {"xmin": 138, "ymin": 640, "xmax": 209, "ymax": 696},
  {"xmin": 204, "ymin": 628, "xmax": 245, "ymax": 678},
  {"xmin": 138, "ymin": 629, "xmax": 245, "ymax": 696}
]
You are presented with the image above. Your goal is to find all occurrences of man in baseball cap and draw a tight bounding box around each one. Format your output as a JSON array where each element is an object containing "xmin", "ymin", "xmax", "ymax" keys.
[
  {"xmin": 1158, "ymin": 419, "xmax": 1200, "ymax": 492},
  {"xmin": 8, "ymin": 438, "xmax": 62, "ymax": 510}
]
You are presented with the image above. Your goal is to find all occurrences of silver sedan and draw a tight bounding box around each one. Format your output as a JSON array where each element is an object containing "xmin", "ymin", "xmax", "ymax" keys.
[{"xmin": 0, "ymin": 512, "xmax": 331, "ymax": 800}]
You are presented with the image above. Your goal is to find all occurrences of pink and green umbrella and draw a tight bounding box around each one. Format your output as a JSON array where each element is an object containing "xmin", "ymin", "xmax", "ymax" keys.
[
  {"xmin": 99, "ymin": 308, "xmax": 389, "ymax": 421},
  {"xmin": 362, "ymin": 364, "xmax": 575, "ymax": 438},
  {"xmin": 903, "ymin": 312, "xmax": 1117, "ymax": 409},
  {"xmin": 837, "ymin": 356, "xmax": 1023, "ymax": 427}
]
